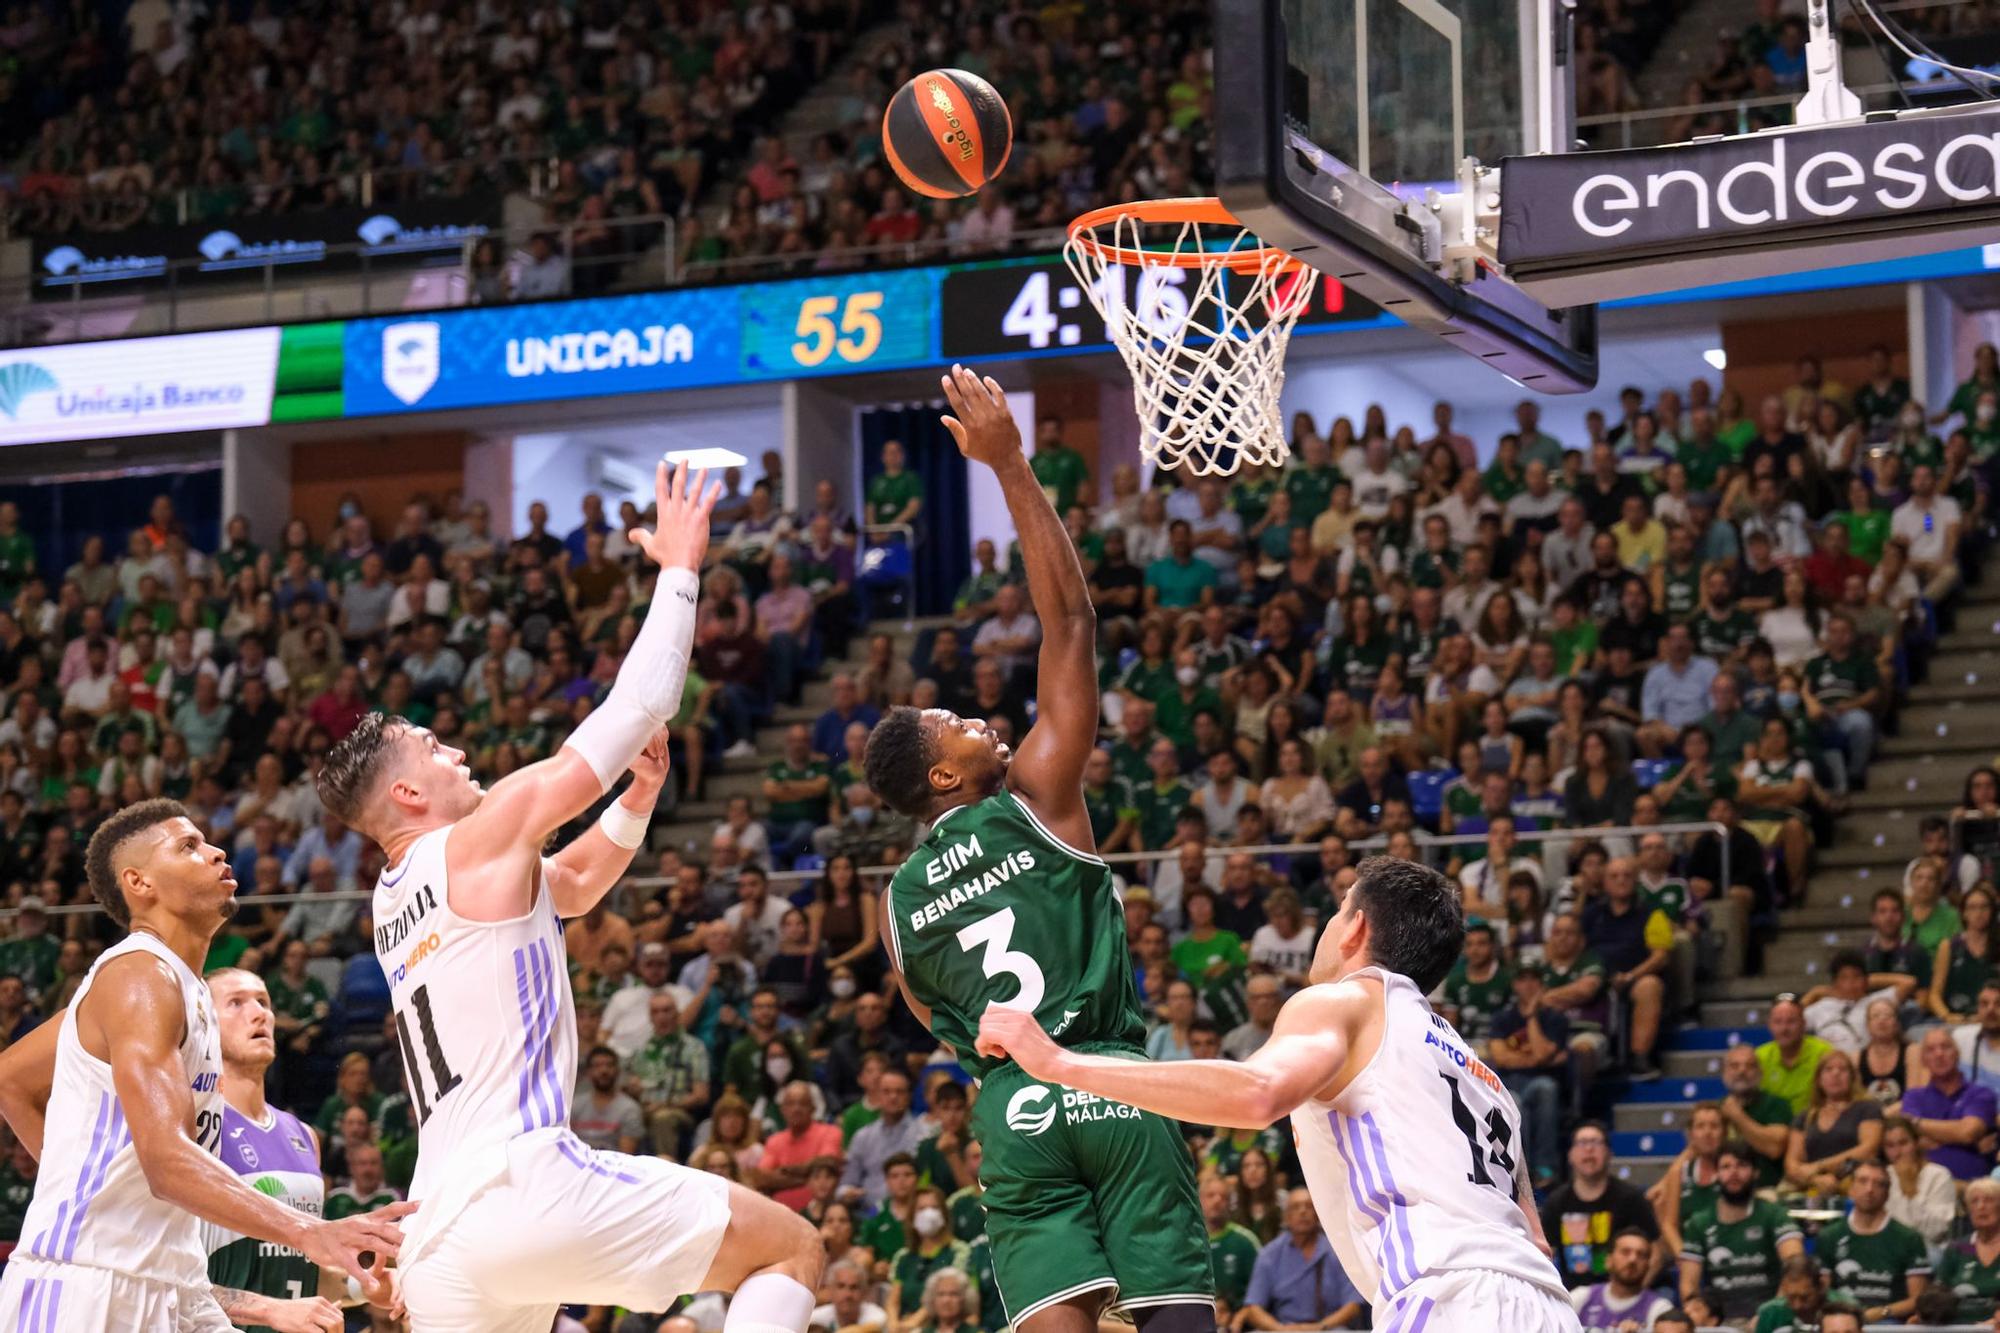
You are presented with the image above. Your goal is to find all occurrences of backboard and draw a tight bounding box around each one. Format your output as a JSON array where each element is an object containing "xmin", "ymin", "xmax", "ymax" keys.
[{"xmin": 1213, "ymin": 0, "xmax": 1600, "ymax": 392}]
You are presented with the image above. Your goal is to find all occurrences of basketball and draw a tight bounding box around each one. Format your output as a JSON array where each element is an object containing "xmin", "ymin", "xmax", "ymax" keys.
[{"xmin": 882, "ymin": 68, "xmax": 1013, "ymax": 199}]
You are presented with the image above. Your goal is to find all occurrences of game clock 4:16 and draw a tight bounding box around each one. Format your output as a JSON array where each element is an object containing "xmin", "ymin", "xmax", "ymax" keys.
[{"xmin": 939, "ymin": 262, "xmax": 1118, "ymax": 358}]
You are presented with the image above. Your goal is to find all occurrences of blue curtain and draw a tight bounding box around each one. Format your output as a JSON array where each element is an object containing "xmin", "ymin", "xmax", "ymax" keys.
[
  {"xmin": 0, "ymin": 466, "xmax": 223, "ymax": 578},
  {"xmin": 857, "ymin": 406, "xmax": 969, "ymax": 617}
]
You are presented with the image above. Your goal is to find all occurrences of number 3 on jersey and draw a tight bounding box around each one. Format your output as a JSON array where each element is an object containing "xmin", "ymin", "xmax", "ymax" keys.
[{"xmin": 956, "ymin": 907, "xmax": 1046, "ymax": 1013}]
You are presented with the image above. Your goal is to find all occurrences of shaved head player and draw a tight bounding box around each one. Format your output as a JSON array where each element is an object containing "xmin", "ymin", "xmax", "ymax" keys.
[
  {"xmin": 317, "ymin": 461, "xmax": 821, "ymax": 1333},
  {"xmin": 980, "ymin": 856, "xmax": 1579, "ymax": 1332},
  {"xmin": 864, "ymin": 367, "xmax": 1212, "ymax": 1333}
]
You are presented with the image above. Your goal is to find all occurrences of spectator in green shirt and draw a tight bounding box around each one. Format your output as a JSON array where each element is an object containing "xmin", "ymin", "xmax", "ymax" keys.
[
  {"xmin": 1171, "ymin": 888, "xmax": 1247, "ymax": 987},
  {"xmin": 1756, "ymin": 997, "xmax": 1832, "ymax": 1116},
  {"xmin": 1030, "ymin": 416, "xmax": 1091, "ymax": 513},
  {"xmin": 764, "ymin": 723, "xmax": 833, "ymax": 866},
  {"xmin": 0, "ymin": 503, "xmax": 33, "ymax": 605},
  {"xmin": 1144, "ymin": 521, "xmax": 1219, "ymax": 612},
  {"xmin": 867, "ymin": 440, "xmax": 925, "ymax": 529},
  {"xmin": 0, "ymin": 898, "xmax": 61, "ymax": 1001},
  {"xmin": 1200, "ymin": 1173, "xmax": 1263, "ymax": 1308}
]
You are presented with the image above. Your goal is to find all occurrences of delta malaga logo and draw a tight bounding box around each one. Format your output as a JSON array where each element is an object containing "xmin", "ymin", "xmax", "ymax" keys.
[
  {"xmin": 0, "ymin": 363, "xmax": 58, "ymax": 419},
  {"xmin": 1005, "ymin": 1086, "xmax": 1056, "ymax": 1137}
]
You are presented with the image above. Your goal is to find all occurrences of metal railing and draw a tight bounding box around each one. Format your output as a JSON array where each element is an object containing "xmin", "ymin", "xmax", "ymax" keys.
[
  {"xmin": 0, "ymin": 820, "xmax": 1731, "ymax": 920},
  {"xmin": 0, "ymin": 154, "xmax": 564, "ymax": 243},
  {"xmin": 1577, "ymin": 76, "xmax": 1967, "ymax": 149},
  {"xmin": 0, "ymin": 212, "xmax": 678, "ymax": 348}
]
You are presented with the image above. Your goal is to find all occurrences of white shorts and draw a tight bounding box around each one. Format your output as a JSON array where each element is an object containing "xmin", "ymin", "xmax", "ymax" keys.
[
  {"xmin": 399, "ymin": 1128, "xmax": 734, "ymax": 1333},
  {"xmin": 1375, "ymin": 1269, "xmax": 1581, "ymax": 1333},
  {"xmin": 0, "ymin": 1257, "xmax": 232, "ymax": 1332}
]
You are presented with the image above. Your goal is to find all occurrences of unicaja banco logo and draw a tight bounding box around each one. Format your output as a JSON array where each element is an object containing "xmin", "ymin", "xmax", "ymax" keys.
[
  {"xmin": 0, "ymin": 363, "xmax": 58, "ymax": 419},
  {"xmin": 41, "ymin": 246, "xmax": 84, "ymax": 276},
  {"xmin": 1005, "ymin": 1085, "xmax": 1056, "ymax": 1137},
  {"xmin": 199, "ymin": 230, "xmax": 244, "ymax": 262},
  {"xmin": 381, "ymin": 320, "xmax": 441, "ymax": 407},
  {"xmin": 357, "ymin": 215, "xmax": 403, "ymax": 247}
]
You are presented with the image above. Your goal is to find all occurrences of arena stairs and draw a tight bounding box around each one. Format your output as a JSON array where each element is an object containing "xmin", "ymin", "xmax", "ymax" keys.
[{"xmin": 1611, "ymin": 561, "xmax": 2000, "ymax": 1188}]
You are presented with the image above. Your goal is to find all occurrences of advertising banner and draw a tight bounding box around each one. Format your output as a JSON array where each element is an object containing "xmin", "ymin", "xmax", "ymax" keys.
[
  {"xmin": 30, "ymin": 197, "xmax": 497, "ymax": 296},
  {"xmin": 1498, "ymin": 107, "xmax": 2000, "ymax": 276},
  {"xmin": 342, "ymin": 288, "xmax": 742, "ymax": 416},
  {"xmin": 0, "ymin": 328, "xmax": 282, "ymax": 444}
]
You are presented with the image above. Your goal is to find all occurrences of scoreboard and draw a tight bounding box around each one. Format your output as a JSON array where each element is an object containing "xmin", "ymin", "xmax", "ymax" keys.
[{"xmin": 337, "ymin": 255, "xmax": 1387, "ymax": 418}]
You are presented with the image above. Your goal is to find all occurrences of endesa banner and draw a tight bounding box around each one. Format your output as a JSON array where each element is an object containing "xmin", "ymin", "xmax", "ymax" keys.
[
  {"xmin": 30, "ymin": 197, "xmax": 497, "ymax": 296},
  {"xmin": 342, "ymin": 289, "xmax": 742, "ymax": 416},
  {"xmin": 0, "ymin": 329, "xmax": 282, "ymax": 444}
]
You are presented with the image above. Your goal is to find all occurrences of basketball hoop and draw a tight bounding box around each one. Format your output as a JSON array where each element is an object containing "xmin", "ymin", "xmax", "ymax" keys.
[{"xmin": 1064, "ymin": 197, "xmax": 1317, "ymax": 478}]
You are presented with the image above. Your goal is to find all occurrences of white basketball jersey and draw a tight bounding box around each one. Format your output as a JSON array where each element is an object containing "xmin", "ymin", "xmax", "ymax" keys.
[
  {"xmin": 1291, "ymin": 967, "xmax": 1563, "ymax": 1308},
  {"xmin": 16, "ymin": 932, "xmax": 222, "ymax": 1286},
  {"xmin": 373, "ymin": 824, "xmax": 575, "ymax": 1262}
]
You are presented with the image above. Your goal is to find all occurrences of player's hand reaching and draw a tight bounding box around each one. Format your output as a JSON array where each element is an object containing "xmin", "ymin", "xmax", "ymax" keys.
[
  {"xmin": 974, "ymin": 1004, "xmax": 1067, "ymax": 1081},
  {"xmin": 629, "ymin": 458, "xmax": 721, "ymax": 573},
  {"xmin": 626, "ymin": 728, "xmax": 673, "ymax": 797},
  {"xmin": 301, "ymin": 1200, "xmax": 417, "ymax": 1302},
  {"xmin": 939, "ymin": 364, "xmax": 1022, "ymax": 469}
]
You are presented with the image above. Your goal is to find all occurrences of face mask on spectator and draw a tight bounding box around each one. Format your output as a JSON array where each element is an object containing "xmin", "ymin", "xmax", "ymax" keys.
[
  {"xmin": 1778, "ymin": 689, "xmax": 1802, "ymax": 713},
  {"xmin": 1981, "ymin": 403, "xmax": 1997, "ymax": 424},
  {"xmin": 914, "ymin": 1207, "xmax": 946, "ymax": 1237},
  {"xmin": 830, "ymin": 977, "xmax": 856, "ymax": 999},
  {"xmin": 851, "ymin": 806, "xmax": 876, "ymax": 826},
  {"xmin": 339, "ymin": 501, "xmax": 360, "ymax": 521},
  {"xmin": 1901, "ymin": 408, "xmax": 1923, "ymax": 429},
  {"xmin": 1175, "ymin": 667, "xmax": 1200, "ymax": 687},
  {"xmin": 767, "ymin": 1057, "xmax": 793, "ymax": 1082}
]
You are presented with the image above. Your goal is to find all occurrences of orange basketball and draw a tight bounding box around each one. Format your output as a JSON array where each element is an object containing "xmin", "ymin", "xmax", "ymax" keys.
[{"xmin": 882, "ymin": 69, "xmax": 1013, "ymax": 199}]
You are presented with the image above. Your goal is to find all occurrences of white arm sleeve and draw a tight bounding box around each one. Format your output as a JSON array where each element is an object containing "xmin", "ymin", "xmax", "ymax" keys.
[{"xmin": 565, "ymin": 566, "xmax": 699, "ymax": 789}]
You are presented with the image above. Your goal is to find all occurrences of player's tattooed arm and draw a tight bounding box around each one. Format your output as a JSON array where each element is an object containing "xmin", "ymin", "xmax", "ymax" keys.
[
  {"xmin": 213, "ymin": 1286, "xmax": 344, "ymax": 1333},
  {"xmin": 1512, "ymin": 1149, "xmax": 1553, "ymax": 1261}
]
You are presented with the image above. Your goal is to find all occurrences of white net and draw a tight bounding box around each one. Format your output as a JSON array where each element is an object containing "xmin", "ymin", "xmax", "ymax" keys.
[{"xmin": 1063, "ymin": 208, "xmax": 1318, "ymax": 478}]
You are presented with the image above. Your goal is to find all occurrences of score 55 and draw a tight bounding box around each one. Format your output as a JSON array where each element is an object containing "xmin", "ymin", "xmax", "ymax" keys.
[{"xmin": 792, "ymin": 291, "xmax": 884, "ymax": 367}]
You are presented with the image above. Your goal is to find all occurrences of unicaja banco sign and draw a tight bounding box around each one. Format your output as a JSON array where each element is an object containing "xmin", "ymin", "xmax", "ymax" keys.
[{"xmin": 0, "ymin": 329, "xmax": 282, "ymax": 445}]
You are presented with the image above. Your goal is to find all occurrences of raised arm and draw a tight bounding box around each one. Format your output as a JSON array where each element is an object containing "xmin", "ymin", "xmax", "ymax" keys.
[
  {"xmin": 938, "ymin": 366, "xmax": 1097, "ymax": 839},
  {"xmin": 83, "ymin": 956, "xmax": 413, "ymax": 1297},
  {"xmin": 452, "ymin": 460, "xmax": 715, "ymax": 886},
  {"xmin": 976, "ymin": 981, "xmax": 1360, "ymax": 1129},
  {"xmin": 544, "ymin": 731, "xmax": 671, "ymax": 917},
  {"xmin": 0, "ymin": 1005, "xmax": 60, "ymax": 1157}
]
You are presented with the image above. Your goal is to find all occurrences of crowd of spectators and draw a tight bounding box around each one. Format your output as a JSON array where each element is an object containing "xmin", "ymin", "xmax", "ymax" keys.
[
  {"xmin": 0, "ymin": 0, "xmax": 880, "ymax": 245},
  {"xmin": 1, "ymin": 0, "xmax": 1693, "ymax": 284},
  {"xmin": 0, "ymin": 341, "xmax": 1988, "ymax": 1329}
]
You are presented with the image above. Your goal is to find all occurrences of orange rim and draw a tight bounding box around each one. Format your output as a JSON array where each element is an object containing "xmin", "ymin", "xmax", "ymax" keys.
[{"xmin": 1066, "ymin": 196, "xmax": 1304, "ymax": 276}]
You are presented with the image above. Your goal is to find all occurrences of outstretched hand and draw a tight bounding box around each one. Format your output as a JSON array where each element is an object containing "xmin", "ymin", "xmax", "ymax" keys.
[
  {"xmin": 630, "ymin": 458, "xmax": 721, "ymax": 573},
  {"xmin": 939, "ymin": 364, "xmax": 1022, "ymax": 469},
  {"xmin": 975, "ymin": 1004, "xmax": 1067, "ymax": 1081}
]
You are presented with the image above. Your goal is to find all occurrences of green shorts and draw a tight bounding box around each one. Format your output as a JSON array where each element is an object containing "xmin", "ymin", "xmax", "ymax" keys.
[{"xmin": 970, "ymin": 1044, "xmax": 1214, "ymax": 1324}]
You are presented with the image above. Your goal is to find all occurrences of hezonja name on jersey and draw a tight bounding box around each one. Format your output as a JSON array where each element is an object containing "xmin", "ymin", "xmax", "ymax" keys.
[
  {"xmin": 910, "ymin": 835, "xmax": 1037, "ymax": 932},
  {"xmin": 375, "ymin": 882, "xmax": 439, "ymax": 956}
]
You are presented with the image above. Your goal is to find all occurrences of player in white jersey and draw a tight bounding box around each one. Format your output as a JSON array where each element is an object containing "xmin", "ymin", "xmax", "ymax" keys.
[
  {"xmin": 315, "ymin": 460, "xmax": 822, "ymax": 1333},
  {"xmin": 979, "ymin": 856, "xmax": 1581, "ymax": 1333},
  {"xmin": 0, "ymin": 800, "xmax": 409, "ymax": 1330}
]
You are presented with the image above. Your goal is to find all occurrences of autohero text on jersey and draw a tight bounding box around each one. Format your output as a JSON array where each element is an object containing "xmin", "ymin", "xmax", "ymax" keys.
[{"xmin": 909, "ymin": 834, "xmax": 1039, "ymax": 933}]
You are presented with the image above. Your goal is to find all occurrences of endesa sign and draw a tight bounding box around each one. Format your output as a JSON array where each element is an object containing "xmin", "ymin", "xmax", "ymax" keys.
[
  {"xmin": 0, "ymin": 329, "xmax": 282, "ymax": 444},
  {"xmin": 30, "ymin": 197, "xmax": 496, "ymax": 297}
]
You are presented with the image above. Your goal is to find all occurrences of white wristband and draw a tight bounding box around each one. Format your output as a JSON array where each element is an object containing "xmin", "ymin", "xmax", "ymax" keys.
[{"xmin": 599, "ymin": 800, "xmax": 651, "ymax": 849}]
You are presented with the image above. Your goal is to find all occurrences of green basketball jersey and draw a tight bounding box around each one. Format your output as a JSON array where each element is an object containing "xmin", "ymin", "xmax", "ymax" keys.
[
  {"xmin": 1815, "ymin": 1216, "xmax": 1929, "ymax": 1309},
  {"xmin": 205, "ymin": 1105, "xmax": 323, "ymax": 1328},
  {"xmin": 1681, "ymin": 1199, "xmax": 1801, "ymax": 1317},
  {"xmin": 887, "ymin": 789, "xmax": 1144, "ymax": 1080}
]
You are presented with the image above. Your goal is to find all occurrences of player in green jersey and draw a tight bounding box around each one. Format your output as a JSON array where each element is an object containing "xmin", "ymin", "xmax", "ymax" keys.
[
  {"xmin": 865, "ymin": 367, "xmax": 1212, "ymax": 1333},
  {"xmin": 203, "ymin": 968, "xmax": 350, "ymax": 1333}
]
